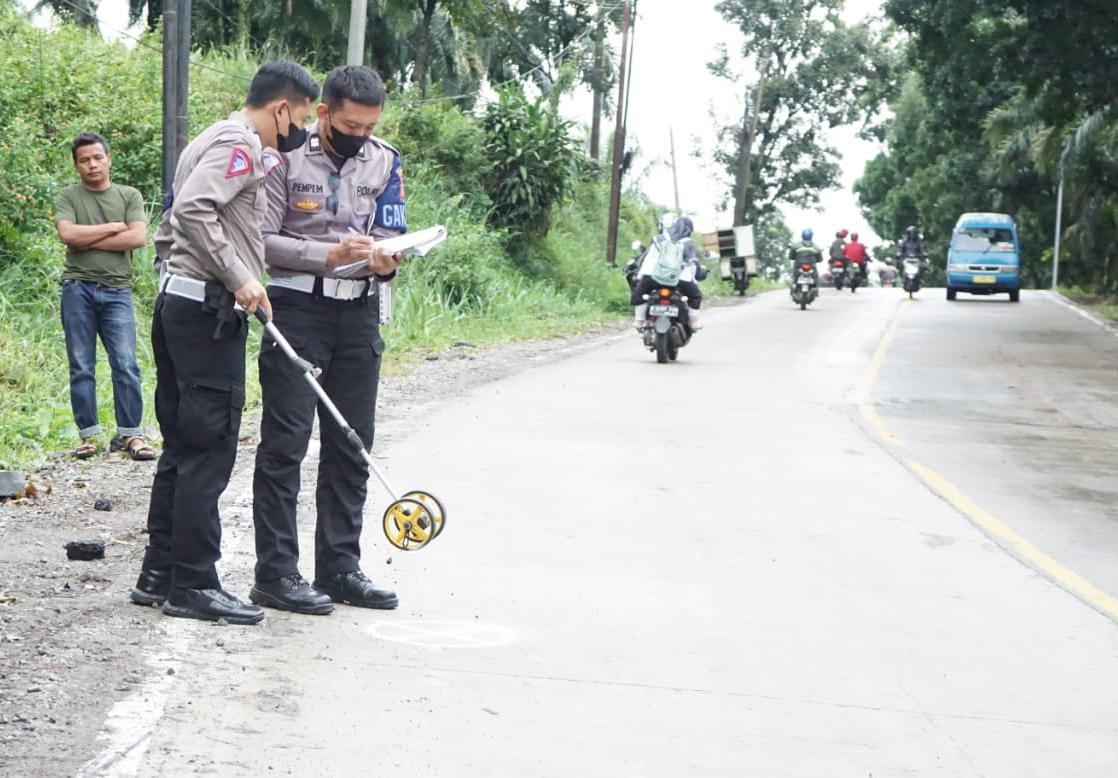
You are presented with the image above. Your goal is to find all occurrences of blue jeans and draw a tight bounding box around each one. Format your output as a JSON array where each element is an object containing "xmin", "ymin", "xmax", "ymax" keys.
[{"xmin": 60, "ymin": 280, "xmax": 144, "ymax": 439}]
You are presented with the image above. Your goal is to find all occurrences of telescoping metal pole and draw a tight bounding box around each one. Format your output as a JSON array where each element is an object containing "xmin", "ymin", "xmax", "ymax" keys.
[{"xmin": 252, "ymin": 309, "xmax": 399, "ymax": 501}]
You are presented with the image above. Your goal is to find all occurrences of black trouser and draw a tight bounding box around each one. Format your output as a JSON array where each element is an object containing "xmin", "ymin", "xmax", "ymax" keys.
[
  {"xmin": 631, "ymin": 276, "xmax": 703, "ymax": 308},
  {"xmin": 142, "ymin": 292, "xmax": 247, "ymax": 590},
  {"xmin": 252, "ymin": 287, "xmax": 384, "ymax": 583}
]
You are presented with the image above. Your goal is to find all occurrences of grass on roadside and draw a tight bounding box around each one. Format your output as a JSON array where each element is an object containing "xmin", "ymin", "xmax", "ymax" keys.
[{"xmin": 1058, "ymin": 285, "xmax": 1118, "ymax": 324}]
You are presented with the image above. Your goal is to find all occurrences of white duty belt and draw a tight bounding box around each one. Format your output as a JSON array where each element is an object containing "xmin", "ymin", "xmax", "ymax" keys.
[
  {"xmin": 160, "ymin": 273, "xmax": 208, "ymax": 302},
  {"xmin": 269, "ymin": 274, "xmax": 393, "ymax": 324},
  {"xmin": 268, "ymin": 274, "xmax": 372, "ymax": 301}
]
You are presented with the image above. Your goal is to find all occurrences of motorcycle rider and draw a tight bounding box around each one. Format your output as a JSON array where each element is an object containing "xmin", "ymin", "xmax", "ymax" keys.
[
  {"xmin": 632, "ymin": 215, "xmax": 704, "ymax": 331},
  {"xmin": 898, "ymin": 225, "xmax": 927, "ymax": 260},
  {"xmin": 844, "ymin": 231, "xmax": 869, "ymax": 281},
  {"xmin": 788, "ymin": 228, "xmax": 822, "ymax": 286},
  {"xmin": 897, "ymin": 224, "xmax": 928, "ymax": 281},
  {"xmin": 829, "ymin": 229, "xmax": 848, "ymax": 264}
]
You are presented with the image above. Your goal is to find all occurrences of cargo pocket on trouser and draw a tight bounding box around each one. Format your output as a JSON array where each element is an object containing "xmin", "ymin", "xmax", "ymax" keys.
[{"xmin": 178, "ymin": 381, "xmax": 246, "ymax": 449}]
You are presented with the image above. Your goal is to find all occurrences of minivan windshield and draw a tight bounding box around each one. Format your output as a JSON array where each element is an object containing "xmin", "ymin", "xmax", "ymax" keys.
[{"xmin": 951, "ymin": 227, "xmax": 1015, "ymax": 252}]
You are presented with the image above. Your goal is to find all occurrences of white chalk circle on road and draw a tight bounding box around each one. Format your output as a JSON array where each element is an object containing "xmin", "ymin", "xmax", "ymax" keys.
[{"xmin": 366, "ymin": 620, "xmax": 517, "ymax": 649}]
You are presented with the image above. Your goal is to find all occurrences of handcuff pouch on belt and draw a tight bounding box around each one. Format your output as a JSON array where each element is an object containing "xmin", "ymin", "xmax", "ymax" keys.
[{"xmin": 202, "ymin": 282, "xmax": 245, "ymax": 341}]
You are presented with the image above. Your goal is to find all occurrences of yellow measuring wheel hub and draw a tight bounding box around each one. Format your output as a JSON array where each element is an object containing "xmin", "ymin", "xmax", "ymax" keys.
[
  {"xmin": 403, "ymin": 490, "xmax": 447, "ymax": 539},
  {"xmin": 382, "ymin": 498, "xmax": 435, "ymax": 550}
]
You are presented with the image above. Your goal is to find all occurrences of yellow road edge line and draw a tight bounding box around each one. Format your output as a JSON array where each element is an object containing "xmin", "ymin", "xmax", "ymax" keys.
[{"xmin": 858, "ymin": 298, "xmax": 1118, "ymax": 623}]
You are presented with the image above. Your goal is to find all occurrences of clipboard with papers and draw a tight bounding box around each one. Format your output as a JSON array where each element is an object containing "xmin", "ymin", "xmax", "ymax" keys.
[{"xmin": 336, "ymin": 225, "xmax": 448, "ymax": 274}]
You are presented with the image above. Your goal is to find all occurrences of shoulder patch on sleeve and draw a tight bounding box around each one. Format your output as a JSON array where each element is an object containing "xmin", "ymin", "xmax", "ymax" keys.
[
  {"xmin": 263, "ymin": 150, "xmax": 284, "ymax": 176},
  {"xmin": 225, "ymin": 147, "xmax": 253, "ymax": 178}
]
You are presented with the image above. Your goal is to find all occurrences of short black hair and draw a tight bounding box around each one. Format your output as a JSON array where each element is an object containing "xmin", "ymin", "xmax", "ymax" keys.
[
  {"xmin": 71, "ymin": 131, "xmax": 109, "ymax": 161},
  {"xmin": 246, "ymin": 60, "xmax": 320, "ymax": 109},
  {"xmin": 322, "ymin": 65, "xmax": 386, "ymax": 110}
]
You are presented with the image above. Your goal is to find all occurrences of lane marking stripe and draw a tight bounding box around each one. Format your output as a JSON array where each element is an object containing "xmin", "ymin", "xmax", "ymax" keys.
[{"xmin": 859, "ymin": 298, "xmax": 1118, "ymax": 623}]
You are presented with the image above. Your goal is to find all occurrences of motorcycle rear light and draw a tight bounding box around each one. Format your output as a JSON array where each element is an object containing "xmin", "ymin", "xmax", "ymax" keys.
[
  {"xmin": 801, "ymin": 264, "xmax": 813, "ymax": 271},
  {"xmin": 660, "ymin": 288, "xmax": 672, "ymax": 296}
]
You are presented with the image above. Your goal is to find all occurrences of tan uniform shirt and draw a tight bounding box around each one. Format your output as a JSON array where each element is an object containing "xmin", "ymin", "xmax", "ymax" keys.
[
  {"xmin": 153, "ymin": 111, "xmax": 266, "ymax": 292},
  {"xmin": 261, "ymin": 122, "xmax": 407, "ymax": 280}
]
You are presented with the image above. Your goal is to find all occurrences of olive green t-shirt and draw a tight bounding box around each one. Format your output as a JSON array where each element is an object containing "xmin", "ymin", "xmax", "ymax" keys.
[{"xmin": 54, "ymin": 183, "xmax": 146, "ymax": 289}]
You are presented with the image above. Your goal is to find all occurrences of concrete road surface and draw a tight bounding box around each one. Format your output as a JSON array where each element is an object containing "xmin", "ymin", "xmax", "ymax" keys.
[{"xmin": 95, "ymin": 289, "xmax": 1118, "ymax": 777}]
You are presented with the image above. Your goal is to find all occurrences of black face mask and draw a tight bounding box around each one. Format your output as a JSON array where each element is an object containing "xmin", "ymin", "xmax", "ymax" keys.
[
  {"xmin": 327, "ymin": 113, "xmax": 367, "ymax": 159},
  {"xmin": 274, "ymin": 106, "xmax": 306, "ymax": 153}
]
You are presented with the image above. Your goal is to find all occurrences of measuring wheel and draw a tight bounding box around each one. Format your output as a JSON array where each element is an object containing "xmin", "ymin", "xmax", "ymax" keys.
[
  {"xmin": 403, "ymin": 490, "xmax": 447, "ymax": 539},
  {"xmin": 382, "ymin": 498, "xmax": 436, "ymax": 550}
]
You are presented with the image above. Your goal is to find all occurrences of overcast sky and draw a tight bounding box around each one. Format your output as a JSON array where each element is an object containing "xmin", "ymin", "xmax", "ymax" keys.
[
  {"xmin": 609, "ymin": 0, "xmax": 889, "ymax": 243},
  {"xmin": 38, "ymin": 0, "xmax": 892, "ymax": 244}
]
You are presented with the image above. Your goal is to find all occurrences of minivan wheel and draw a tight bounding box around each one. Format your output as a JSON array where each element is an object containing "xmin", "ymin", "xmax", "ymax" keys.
[
  {"xmin": 946, "ymin": 287, "xmax": 957, "ymax": 301},
  {"xmin": 1009, "ymin": 289, "xmax": 1020, "ymax": 303}
]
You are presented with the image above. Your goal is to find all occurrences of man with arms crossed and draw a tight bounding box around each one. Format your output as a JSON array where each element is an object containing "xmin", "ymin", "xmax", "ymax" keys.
[{"xmin": 55, "ymin": 132, "xmax": 154, "ymax": 461}]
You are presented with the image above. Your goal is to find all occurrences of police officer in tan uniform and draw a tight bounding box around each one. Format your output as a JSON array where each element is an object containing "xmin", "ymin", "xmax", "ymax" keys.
[
  {"xmin": 250, "ymin": 66, "xmax": 405, "ymax": 614},
  {"xmin": 130, "ymin": 61, "xmax": 319, "ymax": 625}
]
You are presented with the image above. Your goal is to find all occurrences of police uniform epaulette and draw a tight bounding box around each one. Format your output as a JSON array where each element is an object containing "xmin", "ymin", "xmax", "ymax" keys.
[{"xmin": 368, "ymin": 135, "xmax": 402, "ymax": 158}]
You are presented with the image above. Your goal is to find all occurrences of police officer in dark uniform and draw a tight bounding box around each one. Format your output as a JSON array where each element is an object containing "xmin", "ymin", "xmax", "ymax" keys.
[
  {"xmin": 249, "ymin": 66, "xmax": 406, "ymax": 614},
  {"xmin": 130, "ymin": 61, "xmax": 319, "ymax": 624}
]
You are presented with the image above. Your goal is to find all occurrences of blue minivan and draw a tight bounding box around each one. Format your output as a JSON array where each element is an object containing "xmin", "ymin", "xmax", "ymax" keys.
[{"xmin": 946, "ymin": 212, "xmax": 1021, "ymax": 302}]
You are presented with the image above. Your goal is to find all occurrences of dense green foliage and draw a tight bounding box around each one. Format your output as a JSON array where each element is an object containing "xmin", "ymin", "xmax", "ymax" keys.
[
  {"xmin": 0, "ymin": 1, "xmax": 657, "ymax": 467},
  {"xmin": 709, "ymin": 0, "xmax": 895, "ymax": 224},
  {"xmin": 856, "ymin": 1, "xmax": 1118, "ymax": 291}
]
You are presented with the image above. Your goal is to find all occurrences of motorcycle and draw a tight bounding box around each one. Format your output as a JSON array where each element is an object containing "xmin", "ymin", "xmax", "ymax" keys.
[
  {"xmin": 625, "ymin": 241, "xmax": 646, "ymax": 292},
  {"xmin": 729, "ymin": 257, "xmax": 749, "ymax": 295},
  {"xmin": 790, "ymin": 262, "xmax": 818, "ymax": 310},
  {"xmin": 847, "ymin": 260, "xmax": 866, "ymax": 292},
  {"xmin": 901, "ymin": 255, "xmax": 924, "ymax": 298},
  {"xmin": 830, "ymin": 259, "xmax": 847, "ymax": 290},
  {"xmin": 640, "ymin": 285, "xmax": 693, "ymax": 363}
]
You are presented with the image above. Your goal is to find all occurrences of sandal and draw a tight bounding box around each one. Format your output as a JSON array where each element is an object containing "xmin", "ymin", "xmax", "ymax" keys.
[
  {"xmin": 73, "ymin": 439, "xmax": 99, "ymax": 460},
  {"xmin": 111, "ymin": 435, "xmax": 157, "ymax": 461}
]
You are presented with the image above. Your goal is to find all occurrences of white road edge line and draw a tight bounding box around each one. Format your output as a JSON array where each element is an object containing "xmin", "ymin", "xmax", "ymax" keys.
[
  {"xmin": 77, "ymin": 456, "xmax": 259, "ymax": 776},
  {"xmin": 1044, "ymin": 290, "xmax": 1118, "ymax": 338}
]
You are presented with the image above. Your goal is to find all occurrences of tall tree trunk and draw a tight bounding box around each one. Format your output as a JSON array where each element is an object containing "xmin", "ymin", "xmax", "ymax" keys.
[
  {"xmin": 733, "ymin": 74, "xmax": 767, "ymax": 227},
  {"xmin": 238, "ymin": 0, "xmax": 250, "ymax": 49},
  {"xmin": 413, "ymin": 0, "xmax": 438, "ymax": 97},
  {"xmin": 589, "ymin": 17, "xmax": 604, "ymax": 159}
]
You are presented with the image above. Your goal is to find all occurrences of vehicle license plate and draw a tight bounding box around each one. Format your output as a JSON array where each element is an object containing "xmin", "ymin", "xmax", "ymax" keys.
[
  {"xmin": 649, "ymin": 304, "xmax": 678, "ymax": 317},
  {"xmin": 973, "ymin": 275, "xmax": 996, "ymax": 284}
]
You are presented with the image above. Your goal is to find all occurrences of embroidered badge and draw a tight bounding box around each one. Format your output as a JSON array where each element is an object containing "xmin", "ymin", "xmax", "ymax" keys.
[
  {"xmin": 225, "ymin": 147, "xmax": 253, "ymax": 178},
  {"xmin": 263, "ymin": 154, "xmax": 283, "ymax": 175},
  {"xmin": 295, "ymin": 199, "xmax": 322, "ymax": 211}
]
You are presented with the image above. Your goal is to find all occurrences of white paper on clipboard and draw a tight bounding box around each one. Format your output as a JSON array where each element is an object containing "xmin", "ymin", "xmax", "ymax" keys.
[{"xmin": 336, "ymin": 225, "xmax": 448, "ymax": 274}]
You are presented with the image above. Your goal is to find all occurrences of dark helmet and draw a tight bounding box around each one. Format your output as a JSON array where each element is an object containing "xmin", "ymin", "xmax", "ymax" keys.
[
  {"xmin": 905, "ymin": 225, "xmax": 918, "ymax": 240},
  {"xmin": 851, "ymin": 232, "xmax": 859, "ymax": 241},
  {"xmin": 802, "ymin": 228, "xmax": 814, "ymax": 242}
]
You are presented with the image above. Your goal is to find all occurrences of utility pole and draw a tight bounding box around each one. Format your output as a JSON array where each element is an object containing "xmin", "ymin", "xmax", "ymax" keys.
[
  {"xmin": 1052, "ymin": 169, "xmax": 1064, "ymax": 289},
  {"xmin": 175, "ymin": 0, "xmax": 192, "ymax": 157},
  {"xmin": 347, "ymin": 0, "xmax": 367, "ymax": 66},
  {"xmin": 605, "ymin": 0, "xmax": 632, "ymax": 267},
  {"xmin": 669, "ymin": 125, "xmax": 681, "ymax": 214},
  {"xmin": 161, "ymin": 0, "xmax": 179, "ymax": 192},
  {"xmin": 589, "ymin": 14, "xmax": 604, "ymax": 160}
]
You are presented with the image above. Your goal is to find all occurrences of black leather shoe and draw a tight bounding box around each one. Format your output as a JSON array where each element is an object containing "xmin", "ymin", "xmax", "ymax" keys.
[
  {"xmin": 162, "ymin": 587, "xmax": 265, "ymax": 625},
  {"xmin": 250, "ymin": 574, "xmax": 333, "ymax": 615},
  {"xmin": 313, "ymin": 571, "xmax": 398, "ymax": 610},
  {"xmin": 130, "ymin": 568, "xmax": 171, "ymax": 607}
]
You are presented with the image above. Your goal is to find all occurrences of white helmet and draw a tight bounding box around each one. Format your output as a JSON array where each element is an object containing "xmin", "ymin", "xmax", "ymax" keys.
[{"xmin": 658, "ymin": 212, "xmax": 677, "ymax": 234}]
